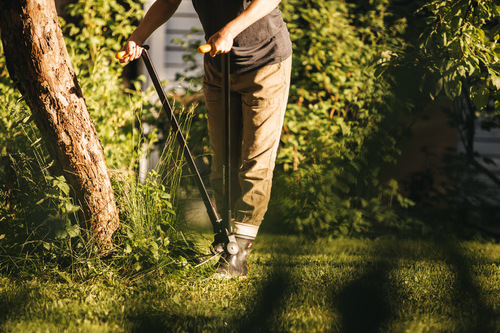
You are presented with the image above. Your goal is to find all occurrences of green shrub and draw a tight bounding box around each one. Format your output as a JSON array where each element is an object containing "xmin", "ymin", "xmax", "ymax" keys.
[
  {"xmin": 375, "ymin": 0, "xmax": 500, "ymax": 224},
  {"xmin": 63, "ymin": 0, "xmax": 147, "ymax": 170},
  {"xmin": 0, "ymin": 0, "xmax": 198, "ymax": 279},
  {"xmin": 266, "ymin": 0, "xmax": 415, "ymax": 236}
]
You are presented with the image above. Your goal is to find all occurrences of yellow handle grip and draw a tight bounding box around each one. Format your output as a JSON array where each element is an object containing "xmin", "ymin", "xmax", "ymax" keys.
[
  {"xmin": 115, "ymin": 51, "xmax": 127, "ymax": 60},
  {"xmin": 197, "ymin": 44, "xmax": 212, "ymax": 54}
]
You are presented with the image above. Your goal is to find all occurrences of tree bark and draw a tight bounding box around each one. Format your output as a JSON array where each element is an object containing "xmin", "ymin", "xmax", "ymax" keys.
[{"xmin": 0, "ymin": 0, "xmax": 119, "ymax": 253}]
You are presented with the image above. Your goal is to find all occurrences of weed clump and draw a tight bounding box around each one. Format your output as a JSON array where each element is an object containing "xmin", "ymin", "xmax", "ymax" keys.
[{"xmin": 0, "ymin": 0, "xmax": 202, "ymax": 281}]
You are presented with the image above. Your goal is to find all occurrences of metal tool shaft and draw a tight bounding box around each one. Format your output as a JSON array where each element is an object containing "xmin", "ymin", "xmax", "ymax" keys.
[
  {"xmin": 221, "ymin": 52, "xmax": 232, "ymax": 234},
  {"xmin": 141, "ymin": 46, "xmax": 223, "ymax": 233}
]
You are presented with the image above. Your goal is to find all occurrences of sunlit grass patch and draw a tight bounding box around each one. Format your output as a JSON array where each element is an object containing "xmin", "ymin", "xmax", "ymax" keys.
[{"xmin": 1, "ymin": 236, "xmax": 500, "ymax": 332}]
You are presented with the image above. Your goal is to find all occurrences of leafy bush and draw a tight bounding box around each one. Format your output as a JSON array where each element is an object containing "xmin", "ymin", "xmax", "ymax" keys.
[
  {"xmin": 265, "ymin": 0, "xmax": 415, "ymax": 236},
  {"xmin": 63, "ymin": 0, "xmax": 146, "ymax": 169},
  {"xmin": 0, "ymin": 0, "xmax": 198, "ymax": 279},
  {"xmin": 379, "ymin": 0, "xmax": 500, "ymax": 107},
  {"xmin": 374, "ymin": 0, "xmax": 500, "ymax": 225}
]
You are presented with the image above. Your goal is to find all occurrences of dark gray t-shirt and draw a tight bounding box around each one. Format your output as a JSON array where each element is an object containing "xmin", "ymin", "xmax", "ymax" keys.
[{"xmin": 192, "ymin": 0, "xmax": 292, "ymax": 74}]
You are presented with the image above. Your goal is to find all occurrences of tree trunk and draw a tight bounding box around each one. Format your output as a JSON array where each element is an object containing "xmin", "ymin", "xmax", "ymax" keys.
[{"xmin": 0, "ymin": 0, "xmax": 119, "ymax": 253}]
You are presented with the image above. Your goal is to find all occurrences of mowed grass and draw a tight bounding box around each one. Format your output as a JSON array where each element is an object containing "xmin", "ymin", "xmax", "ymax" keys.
[{"xmin": 1, "ymin": 235, "xmax": 500, "ymax": 332}]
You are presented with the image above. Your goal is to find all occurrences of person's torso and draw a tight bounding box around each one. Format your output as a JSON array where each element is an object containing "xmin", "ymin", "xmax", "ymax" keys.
[{"xmin": 192, "ymin": 0, "xmax": 292, "ymax": 73}]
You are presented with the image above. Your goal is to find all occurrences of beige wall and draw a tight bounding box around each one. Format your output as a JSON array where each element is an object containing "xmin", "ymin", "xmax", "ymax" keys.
[{"xmin": 385, "ymin": 99, "xmax": 458, "ymax": 197}]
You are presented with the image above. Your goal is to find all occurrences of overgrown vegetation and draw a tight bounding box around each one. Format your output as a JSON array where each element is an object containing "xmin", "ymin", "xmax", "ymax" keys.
[
  {"xmin": 1, "ymin": 0, "xmax": 499, "ymax": 289},
  {"xmin": 1, "ymin": 0, "xmax": 500, "ymax": 331},
  {"xmin": 265, "ymin": 0, "xmax": 500, "ymax": 237},
  {"xmin": 104, "ymin": 0, "xmax": 500, "ymax": 238},
  {"xmin": 0, "ymin": 0, "xmax": 199, "ymax": 279},
  {"xmin": 264, "ymin": 0, "xmax": 417, "ymax": 236}
]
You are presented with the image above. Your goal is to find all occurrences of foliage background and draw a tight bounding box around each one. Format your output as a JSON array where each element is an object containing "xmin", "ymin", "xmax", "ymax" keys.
[
  {"xmin": 1, "ymin": 2, "xmax": 499, "ymax": 330},
  {"xmin": 266, "ymin": 0, "xmax": 414, "ymax": 236},
  {"xmin": 0, "ymin": 0, "xmax": 198, "ymax": 278},
  {"xmin": 1, "ymin": 0, "xmax": 500, "ymax": 276},
  {"xmin": 264, "ymin": 0, "xmax": 500, "ymax": 237}
]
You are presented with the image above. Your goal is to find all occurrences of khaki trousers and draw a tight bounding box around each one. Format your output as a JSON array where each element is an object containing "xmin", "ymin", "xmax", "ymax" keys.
[{"xmin": 203, "ymin": 56, "xmax": 292, "ymax": 227}]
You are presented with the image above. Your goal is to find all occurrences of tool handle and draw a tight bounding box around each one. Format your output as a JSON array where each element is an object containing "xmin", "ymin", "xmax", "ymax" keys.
[
  {"xmin": 197, "ymin": 44, "xmax": 233, "ymax": 235},
  {"xmin": 221, "ymin": 52, "xmax": 232, "ymax": 234},
  {"xmin": 115, "ymin": 45, "xmax": 148, "ymax": 60},
  {"xmin": 197, "ymin": 44, "xmax": 212, "ymax": 54},
  {"xmin": 115, "ymin": 51, "xmax": 127, "ymax": 60},
  {"xmin": 118, "ymin": 44, "xmax": 208, "ymax": 59}
]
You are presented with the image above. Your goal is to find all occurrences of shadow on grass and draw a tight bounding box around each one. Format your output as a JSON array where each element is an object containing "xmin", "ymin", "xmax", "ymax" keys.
[
  {"xmin": 442, "ymin": 241, "xmax": 497, "ymax": 332},
  {"xmin": 336, "ymin": 266, "xmax": 392, "ymax": 332},
  {"xmin": 236, "ymin": 266, "xmax": 290, "ymax": 332},
  {"xmin": 129, "ymin": 314, "xmax": 169, "ymax": 333},
  {"xmin": 123, "ymin": 240, "xmax": 292, "ymax": 332},
  {"xmin": 0, "ymin": 280, "xmax": 35, "ymax": 326},
  {"xmin": 123, "ymin": 236, "xmax": 499, "ymax": 332},
  {"xmin": 333, "ymin": 246, "xmax": 393, "ymax": 333},
  {"xmin": 129, "ymin": 313, "xmax": 220, "ymax": 333},
  {"xmin": 124, "ymin": 275, "xmax": 291, "ymax": 333},
  {"xmin": 332, "ymin": 238, "xmax": 498, "ymax": 332}
]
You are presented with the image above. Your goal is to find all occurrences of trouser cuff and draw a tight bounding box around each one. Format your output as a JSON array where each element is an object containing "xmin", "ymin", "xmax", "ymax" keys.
[{"xmin": 232, "ymin": 222, "xmax": 259, "ymax": 240}]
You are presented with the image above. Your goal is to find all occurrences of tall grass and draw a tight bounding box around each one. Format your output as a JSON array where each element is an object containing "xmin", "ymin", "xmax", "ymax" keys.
[
  {"xmin": 0, "ymin": 79, "xmax": 201, "ymax": 281},
  {"xmin": 110, "ymin": 104, "xmax": 201, "ymax": 279},
  {"xmin": 0, "ymin": 0, "xmax": 204, "ymax": 280}
]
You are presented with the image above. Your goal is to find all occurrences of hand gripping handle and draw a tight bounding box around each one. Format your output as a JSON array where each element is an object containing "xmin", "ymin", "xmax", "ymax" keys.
[
  {"xmin": 115, "ymin": 50, "xmax": 127, "ymax": 60},
  {"xmin": 197, "ymin": 44, "xmax": 212, "ymax": 54}
]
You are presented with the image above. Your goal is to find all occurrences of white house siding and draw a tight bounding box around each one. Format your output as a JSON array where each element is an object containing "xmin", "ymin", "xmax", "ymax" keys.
[
  {"xmin": 469, "ymin": 123, "xmax": 500, "ymax": 195},
  {"xmin": 140, "ymin": 2, "xmax": 209, "ymax": 225},
  {"xmin": 473, "ymin": 126, "xmax": 500, "ymax": 176},
  {"xmin": 138, "ymin": 1, "xmax": 205, "ymax": 183},
  {"xmin": 455, "ymin": 120, "xmax": 500, "ymax": 208},
  {"xmin": 142, "ymin": 0, "xmax": 205, "ymax": 90}
]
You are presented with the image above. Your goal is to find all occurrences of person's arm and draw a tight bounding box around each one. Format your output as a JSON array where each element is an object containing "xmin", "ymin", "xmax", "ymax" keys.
[
  {"xmin": 119, "ymin": 0, "xmax": 182, "ymax": 63},
  {"xmin": 207, "ymin": 0, "xmax": 281, "ymax": 57}
]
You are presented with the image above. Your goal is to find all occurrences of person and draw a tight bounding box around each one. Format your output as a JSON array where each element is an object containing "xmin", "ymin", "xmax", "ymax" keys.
[{"xmin": 119, "ymin": 0, "xmax": 292, "ymax": 277}]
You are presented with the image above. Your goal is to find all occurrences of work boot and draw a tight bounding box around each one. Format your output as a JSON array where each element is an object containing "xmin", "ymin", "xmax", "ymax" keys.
[{"xmin": 215, "ymin": 237, "xmax": 254, "ymax": 277}]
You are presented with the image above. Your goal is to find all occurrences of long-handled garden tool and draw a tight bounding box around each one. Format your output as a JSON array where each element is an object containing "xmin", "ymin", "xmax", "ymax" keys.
[{"xmin": 116, "ymin": 45, "xmax": 237, "ymax": 265}]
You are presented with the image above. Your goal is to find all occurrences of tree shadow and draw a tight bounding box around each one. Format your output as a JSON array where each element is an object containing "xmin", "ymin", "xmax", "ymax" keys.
[
  {"xmin": 123, "ymin": 237, "xmax": 500, "ymax": 332},
  {"xmin": 128, "ymin": 312, "xmax": 219, "ymax": 333},
  {"xmin": 441, "ymin": 241, "xmax": 497, "ymax": 332},
  {"xmin": 333, "ymin": 247, "xmax": 393, "ymax": 333},
  {"xmin": 129, "ymin": 314, "xmax": 169, "ymax": 333},
  {"xmin": 331, "ymin": 238, "xmax": 499, "ymax": 332},
  {"xmin": 123, "ymin": 248, "xmax": 291, "ymax": 332},
  {"xmin": 0, "ymin": 280, "xmax": 35, "ymax": 325},
  {"xmin": 236, "ymin": 266, "xmax": 290, "ymax": 333}
]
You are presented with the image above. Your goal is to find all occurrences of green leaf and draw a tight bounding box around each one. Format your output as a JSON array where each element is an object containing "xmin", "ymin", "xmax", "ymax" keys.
[
  {"xmin": 494, "ymin": 6, "xmax": 500, "ymax": 16},
  {"xmin": 134, "ymin": 262, "xmax": 142, "ymax": 271},
  {"xmin": 490, "ymin": 73, "xmax": 500, "ymax": 90},
  {"xmin": 490, "ymin": 24, "xmax": 500, "ymax": 40},
  {"xmin": 444, "ymin": 79, "xmax": 462, "ymax": 99},
  {"xmin": 66, "ymin": 225, "xmax": 80, "ymax": 238},
  {"xmin": 431, "ymin": 77, "xmax": 444, "ymax": 99},
  {"xmin": 65, "ymin": 202, "xmax": 80, "ymax": 214},
  {"xmin": 470, "ymin": 86, "xmax": 490, "ymax": 110},
  {"xmin": 53, "ymin": 176, "xmax": 70, "ymax": 196},
  {"xmin": 54, "ymin": 227, "xmax": 69, "ymax": 239}
]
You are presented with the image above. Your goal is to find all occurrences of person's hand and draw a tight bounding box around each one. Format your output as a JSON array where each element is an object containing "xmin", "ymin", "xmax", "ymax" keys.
[
  {"xmin": 118, "ymin": 40, "xmax": 143, "ymax": 63},
  {"xmin": 207, "ymin": 28, "xmax": 234, "ymax": 57}
]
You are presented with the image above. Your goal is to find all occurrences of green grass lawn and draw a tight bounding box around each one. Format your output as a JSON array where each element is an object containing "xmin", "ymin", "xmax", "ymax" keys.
[{"xmin": 1, "ymin": 235, "xmax": 500, "ymax": 332}]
